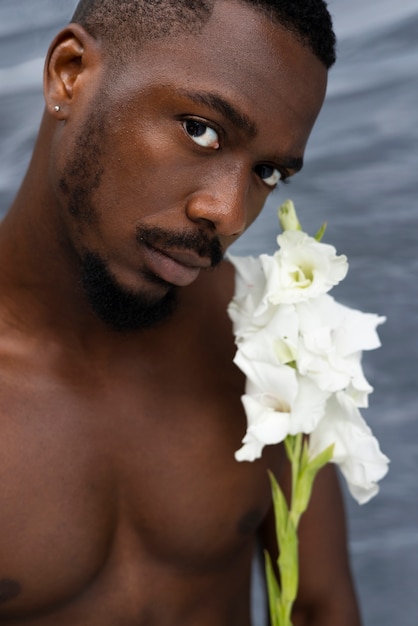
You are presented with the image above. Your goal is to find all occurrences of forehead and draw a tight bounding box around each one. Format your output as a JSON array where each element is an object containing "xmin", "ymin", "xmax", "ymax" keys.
[{"xmin": 100, "ymin": 0, "xmax": 327, "ymax": 155}]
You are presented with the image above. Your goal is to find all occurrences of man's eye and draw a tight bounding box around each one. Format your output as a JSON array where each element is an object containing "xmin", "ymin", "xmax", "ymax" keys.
[
  {"xmin": 183, "ymin": 120, "xmax": 220, "ymax": 149},
  {"xmin": 255, "ymin": 164, "xmax": 282, "ymax": 188}
]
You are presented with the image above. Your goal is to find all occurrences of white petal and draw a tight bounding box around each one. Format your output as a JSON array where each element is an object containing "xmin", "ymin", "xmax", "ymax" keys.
[
  {"xmin": 296, "ymin": 296, "xmax": 382, "ymax": 398},
  {"xmin": 333, "ymin": 306, "xmax": 386, "ymax": 356},
  {"xmin": 235, "ymin": 438, "xmax": 265, "ymax": 462},
  {"xmin": 290, "ymin": 376, "xmax": 330, "ymax": 434},
  {"xmin": 234, "ymin": 394, "xmax": 291, "ymax": 461},
  {"xmin": 234, "ymin": 352, "xmax": 298, "ymax": 406},
  {"xmin": 309, "ymin": 392, "xmax": 389, "ymax": 504},
  {"xmin": 228, "ymin": 254, "xmax": 265, "ymax": 302}
]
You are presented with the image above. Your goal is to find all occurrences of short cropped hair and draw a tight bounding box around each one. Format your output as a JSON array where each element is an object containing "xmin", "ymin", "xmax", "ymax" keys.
[{"xmin": 72, "ymin": 0, "xmax": 336, "ymax": 70}]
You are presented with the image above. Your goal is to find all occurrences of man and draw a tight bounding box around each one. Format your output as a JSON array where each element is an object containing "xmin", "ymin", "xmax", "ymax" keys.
[{"xmin": 0, "ymin": 0, "xmax": 361, "ymax": 624}]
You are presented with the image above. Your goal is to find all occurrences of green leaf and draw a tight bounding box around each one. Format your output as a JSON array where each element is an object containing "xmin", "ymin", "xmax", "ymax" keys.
[
  {"xmin": 307, "ymin": 443, "xmax": 335, "ymax": 474},
  {"xmin": 300, "ymin": 438, "xmax": 310, "ymax": 471},
  {"xmin": 264, "ymin": 550, "xmax": 282, "ymax": 626},
  {"xmin": 278, "ymin": 523, "xmax": 299, "ymax": 604},
  {"xmin": 268, "ymin": 470, "xmax": 289, "ymax": 545},
  {"xmin": 284, "ymin": 435, "xmax": 297, "ymax": 462},
  {"xmin": 314, "ymin": 221, "xmax": 327, "ymax": 242},
  {"xmin": 293, "ymin": 444, "xmax": 335, "ymax": 516},
  {"xmin": 293, "ymin": 470, "xmax": 316, "ymax": 517}
]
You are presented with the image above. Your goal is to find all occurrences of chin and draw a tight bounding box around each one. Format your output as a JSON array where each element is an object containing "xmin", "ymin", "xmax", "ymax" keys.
[{"xmin": 80, "ymin": 251, "xmax": 177, "ymax": 331}]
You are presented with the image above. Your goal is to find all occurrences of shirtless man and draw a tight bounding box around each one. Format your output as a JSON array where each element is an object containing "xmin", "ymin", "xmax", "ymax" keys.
[{"xmin": 0, "ymin": 0, "xmax": 362, "ymax": 624}]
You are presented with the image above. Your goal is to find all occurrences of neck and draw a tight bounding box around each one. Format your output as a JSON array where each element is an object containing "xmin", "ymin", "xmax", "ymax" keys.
[{"xmin": 0, "ymin": 112, "xmax": 109, "ymax": 345}]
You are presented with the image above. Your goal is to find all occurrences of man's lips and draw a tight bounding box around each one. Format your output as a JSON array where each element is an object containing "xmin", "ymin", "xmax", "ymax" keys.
[{"xmin": 141, "ymin": 242, "xmax": 212, "ymax": 287}]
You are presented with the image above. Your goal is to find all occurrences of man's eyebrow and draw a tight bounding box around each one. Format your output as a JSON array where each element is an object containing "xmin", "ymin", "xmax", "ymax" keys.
[
  {"xmin": 279, "ymin": 156, "xmax": 304, "ymax": 174},
  {"xmin": 177, "ymin": 89, "xmax": 257, "ymax": 138}
]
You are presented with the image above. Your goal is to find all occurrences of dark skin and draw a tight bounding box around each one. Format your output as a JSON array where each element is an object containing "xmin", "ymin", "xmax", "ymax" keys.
[{"xmin": 0, "ymin": 1, "xmax": 361, "ymax": 623}]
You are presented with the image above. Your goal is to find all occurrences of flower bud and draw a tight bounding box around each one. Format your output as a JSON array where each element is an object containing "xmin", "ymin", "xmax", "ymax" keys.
[{"xmin": 278, "ymin": 200, "xmax": 302, "ymax": 232}]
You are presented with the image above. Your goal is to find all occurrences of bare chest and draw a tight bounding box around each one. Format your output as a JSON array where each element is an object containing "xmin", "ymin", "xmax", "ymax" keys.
[{"xmin": 0, "ymin": 340, "xmax": 280, "ymax": 620}]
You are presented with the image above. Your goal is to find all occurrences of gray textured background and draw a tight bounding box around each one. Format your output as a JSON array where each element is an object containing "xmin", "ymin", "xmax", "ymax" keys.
[{"xmin": 1, "ymin": 1, "xmax": 417, "ymax": 624}]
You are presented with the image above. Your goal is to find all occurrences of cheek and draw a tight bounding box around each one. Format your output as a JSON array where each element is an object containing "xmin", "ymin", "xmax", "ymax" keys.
[
  {"xmin": 244, "ymin": 203, "xmax": 266, "ymax": 235},
  {"xmin": 94, "ymin": 129, "xmax": 194, "ymax": 220},
  {"xmin": 243, "ymin": 181, "xmax": 270, "ymax": 229}
]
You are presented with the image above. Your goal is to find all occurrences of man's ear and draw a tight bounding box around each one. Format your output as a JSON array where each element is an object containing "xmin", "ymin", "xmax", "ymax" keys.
[{"xmin": 44, "ymin": 24, "xmax": 101, "ymax": 119}]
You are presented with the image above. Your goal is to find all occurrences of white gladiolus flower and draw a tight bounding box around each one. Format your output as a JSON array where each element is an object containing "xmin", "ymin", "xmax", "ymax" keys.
[
  {"xmin": 260, "ymin": 230, "xmax": 348, "ymax": 305},
  {"xmin": 228, "ymin": 201, "xmax": 389, "ymax": 505},
  {"xmin": 234, "ymin": 376, "xmax": 330, "ymax": 462}
]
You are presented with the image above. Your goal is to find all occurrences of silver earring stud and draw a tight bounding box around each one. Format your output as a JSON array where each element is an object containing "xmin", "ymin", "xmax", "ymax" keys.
[{"xmin": 54, "ymin": 105, "xmax": 61, "ymax": 112}]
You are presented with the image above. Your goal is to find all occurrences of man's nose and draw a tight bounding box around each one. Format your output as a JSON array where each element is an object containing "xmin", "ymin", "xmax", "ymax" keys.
[{"xmin": 185, "ymin": 168, "xmax": 249, "ymax": 238}]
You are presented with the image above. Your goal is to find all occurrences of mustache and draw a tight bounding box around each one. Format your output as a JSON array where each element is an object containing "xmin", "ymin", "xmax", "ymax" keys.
[{"xmin": 136, "ymin": 226, "xmax": 224, "ymax": 268}]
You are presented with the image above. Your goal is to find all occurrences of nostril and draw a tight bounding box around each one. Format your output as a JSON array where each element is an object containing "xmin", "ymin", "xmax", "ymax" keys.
[{"xmin": 193, "ymin": 215, "xmax": 217, "ymax": 232}]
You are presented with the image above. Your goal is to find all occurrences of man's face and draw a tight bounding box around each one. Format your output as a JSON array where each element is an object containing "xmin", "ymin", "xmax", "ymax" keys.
[{"xmin": 53, "ymin": 0, "xmax": 327, "ymax": 330}]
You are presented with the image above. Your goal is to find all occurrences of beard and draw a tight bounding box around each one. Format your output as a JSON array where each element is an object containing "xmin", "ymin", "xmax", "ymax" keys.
[
  {"xmin": 80, "ymin": 217, "xmax": 224, "ymax": 331},
  {"xmin": 80, "ymin": 251, "xmax": 178, "ymax": 331},
  {"xmin": 79, "ymin": 219, "xmax": 223, "ymax": 331}
]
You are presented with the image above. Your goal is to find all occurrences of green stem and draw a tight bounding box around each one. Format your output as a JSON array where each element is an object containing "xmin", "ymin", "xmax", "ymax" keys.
[{"xmin": 266, "ymin": 435, "xmax": 334, "ymax": 626}]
